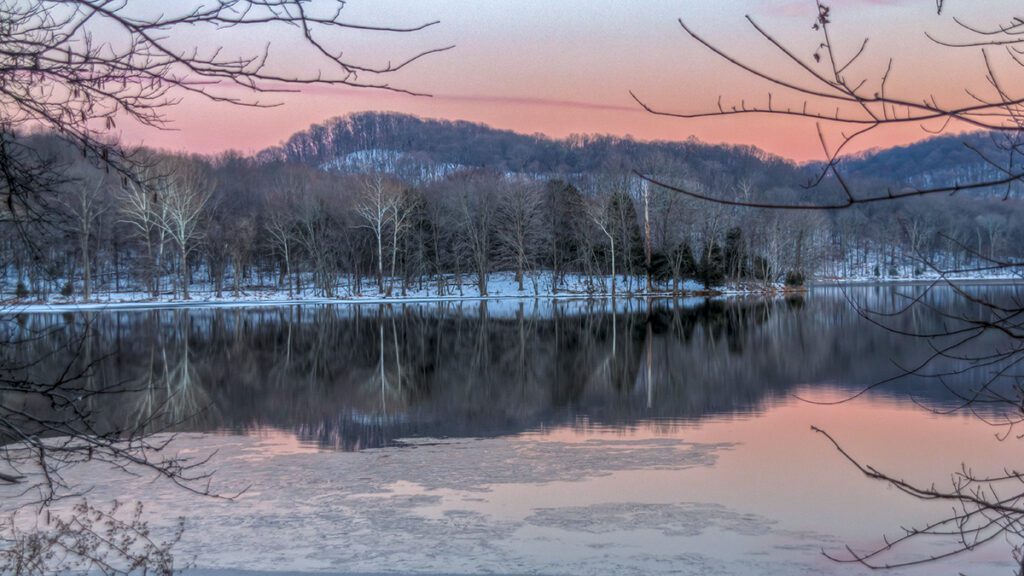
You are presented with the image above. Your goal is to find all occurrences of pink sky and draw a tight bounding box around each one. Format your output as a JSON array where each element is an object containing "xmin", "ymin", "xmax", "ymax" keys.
[{"xmin": 118, "ymin": 0, "xmax": 1020, "ymax": 162}]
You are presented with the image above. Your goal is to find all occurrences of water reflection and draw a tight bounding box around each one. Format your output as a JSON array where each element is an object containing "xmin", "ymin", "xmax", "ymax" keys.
[{"xmin": 2, "ymin": 286, "xmax": 1018, "ymax": 451}]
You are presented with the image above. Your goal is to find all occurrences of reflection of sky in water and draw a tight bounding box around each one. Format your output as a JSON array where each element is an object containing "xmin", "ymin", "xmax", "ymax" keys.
[
  {"xmin": 367, "ymin": 390, "xmax": 1021, "ymax": 575},
  {"xmin": 4, "ymin": 286, "xmax": 1024, "ymax": 574},
  {"xmin": 6, "ymin": 392, "xmax": 1018, "ymax": 575}
]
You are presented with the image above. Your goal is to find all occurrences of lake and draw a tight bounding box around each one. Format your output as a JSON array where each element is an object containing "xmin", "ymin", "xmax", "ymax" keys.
[{"xmin": 2, "ymin": 285, "xmax": 1023, "ymax": 575}]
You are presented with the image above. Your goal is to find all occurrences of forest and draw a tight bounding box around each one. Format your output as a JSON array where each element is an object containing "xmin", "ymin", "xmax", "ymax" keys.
[{"xmin": 7, "ymin": 112, "xmax": 1023, "ymax": 302}]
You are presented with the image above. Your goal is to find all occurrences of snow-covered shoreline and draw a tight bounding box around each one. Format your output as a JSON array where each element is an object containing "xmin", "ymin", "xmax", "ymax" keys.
[
  {"xmin": 0, "ymin": 273, "xmax": 727, "ymax": 313},
  {"xmin": 9, "ymin": 272, "xmax": 1021, "ymax": 314},
  {"xmin": 6, "ymin": 289, "xmax": 734, "ymax": 314},
  {"xmin": 10, "ymin": 292, "xmax": 620, "ymax": 313},
  {"xmin": 813, "ymin": 275, "xmax": 1024, "ymax": 287}
]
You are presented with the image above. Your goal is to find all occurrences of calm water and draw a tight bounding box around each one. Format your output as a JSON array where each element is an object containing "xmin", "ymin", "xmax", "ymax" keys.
[{"xmin": 3, "ymin": 286, "xmax": 1024, "ymax": 575}]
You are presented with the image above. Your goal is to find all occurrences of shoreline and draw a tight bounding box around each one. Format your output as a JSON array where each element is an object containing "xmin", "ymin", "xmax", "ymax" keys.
[
  {"xmin": 5, "ymin": 290, "xmax": 732, "ymax": 313},
  {"xmin": 812, "ymin": 276, "xmax": 1024, "ymax": 287},
  {"xmin": 6, "ymin": 276, "xmax": 1020, "ymax": 313}
]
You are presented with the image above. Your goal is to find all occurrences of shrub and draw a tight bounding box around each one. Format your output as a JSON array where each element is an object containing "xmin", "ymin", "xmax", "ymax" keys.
[{"xmin": 1, "ymin": 500, "xmax": 186, "ymax": 576}]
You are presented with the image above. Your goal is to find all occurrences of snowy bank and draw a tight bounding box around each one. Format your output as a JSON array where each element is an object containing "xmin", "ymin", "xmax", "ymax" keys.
[{"xmin": 4, "ymin": 272, "xmax": 777, "ymax": 313}]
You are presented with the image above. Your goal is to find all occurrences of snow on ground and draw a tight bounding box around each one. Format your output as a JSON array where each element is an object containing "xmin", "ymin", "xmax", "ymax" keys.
[
  {"xmin": 6, "ymin": 273, "xmax": 714, "ymax": 313},
  {"xmin": 818, "ymin": 274, "xmax": 1024, "ymax": 285},
  {"xmin": 9, "ymin": 267, "xmax": 1020, "ymax": 314},
  {"xmin": 817, "ymin": 251, "xmax": 1024, "ymax": 284}
]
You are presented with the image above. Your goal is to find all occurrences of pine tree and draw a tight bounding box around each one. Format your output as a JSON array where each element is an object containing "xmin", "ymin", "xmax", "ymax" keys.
[
  {"xmin": 544, "ymin": 180, "xmax": 587, "ymax": 290},
  {"xmin": 723, "ymin": 227, "xmax": 746, "ymax": 280},
  {"xmin": 606, "ymin": 190, "xmax": 644, "ymax": 277},
  {"xmin": 700, "ymin": 240, "xmax": 726, "ymax": 288}
]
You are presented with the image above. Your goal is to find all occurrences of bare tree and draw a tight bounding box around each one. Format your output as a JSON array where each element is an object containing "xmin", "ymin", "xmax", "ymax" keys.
[
  {"xmin": 749, "ymin": 214, "xmax": 790, "ymax": 287},
  {"xmin": 294, "ymin": 192, "xmax": 340, "ymax": 298},
  {"xmin": 1, "ymin": 500, "xmax": 186, "ymax": 575},
  {"xmin": 633, "ymin": 3, "xmax": 1024, "ymax": 209},
  {"xmin": 118, "ymin": 165, "xmax": 170, "ymax": 297},
  {"xmin": 495, "ymin": 180, "xmax": 545, "ymax": 293},
  {"xmin": 453, "ymin": 174, "xmax": 499, "ymax": 296},
  {"xmin": 0, "ymin": 1, "xmax": 450, "ymax": 183},
  {"xmin": 266, "ymin": 205, "xmax": 298, "ymax": 298},
  {"xmin": 1, "ymin": 1, "xmax": 445, "ymax": 565},
  {"xmin": 588, "ymin": 196, "xmax": 617, "ymax": 298},
  {"xmin": 640, "ymin": 178, "xmax": 654, "ymax": 292},
  {"xmin": 60, "ymin": 174, "xmax": 109, "ymax": 301},
  {"xmin": 976, "ymin": 213, "xmax": 1009, "ymax": 261},
  {"xmin": 421, "ymin": 185, "xmax": 460, "ymax": 296},
  {"xmin": 355, "ymin": 174, "xmax": 400, "ymax": 294},
  {"xmin": 389, "ymin": 188, "xmax": 421, "ymax": 296},
  {"xmin": 153, "ymin": 161, "xmax": 214, "ymax": 300},
  {"xmin": 631, "ymin": 0, "xmax": 1024, "ymax": 570},
  {"xmin": 542, "ymin": 180, "xmax": 587, "ymax": 294}
]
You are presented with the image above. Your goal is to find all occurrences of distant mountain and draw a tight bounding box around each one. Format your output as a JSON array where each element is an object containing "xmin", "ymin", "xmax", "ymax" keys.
[
  {"xmin": 843, "ymin": 132, "xmax": 1021, "ymax": 194},
  {"xmin": 259, "ymin": 112, "xmax": 1022, "ymax": 200},
  {"xmin": 257, "ymin": 112, "xmax": 802, "ymax": 186}
]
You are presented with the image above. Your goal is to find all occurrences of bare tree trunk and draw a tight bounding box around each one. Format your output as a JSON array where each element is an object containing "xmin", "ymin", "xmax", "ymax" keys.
[
  {"xmin": 232, "ymin": 257, "xmax": 241, "ymax": 297},
  {"xmin": 152, "ymin": 241, "xmax": 163, "ymax": 298},
  {"xmin": 377, "ymin": 231, "xmax": 384, "ymax": 294},
  {"xmin": 180, "ymin": 245, "xmax": 189, "ymax": 300},
  {"xmin": 284, "ymin": 247, "xmax": 292, "ymax": 297},
  {"xmin": 643, "ymin": 180, "xmax": 653, "ymax": 293},
  {"xmin": 81, "ymin": 233, "xmax": 91, "ymax": 301},
  {"xmin": 795, "ymin": 229, "xmax": 805, "ymax": 276},
  {"xmin": 610, "ymin": 237, "xmax": 616, "ymax": 298}
]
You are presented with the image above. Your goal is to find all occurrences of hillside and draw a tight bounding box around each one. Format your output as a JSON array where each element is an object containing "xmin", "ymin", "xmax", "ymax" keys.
[
  {"xmin": 844, "ymin": 132, "xmax": 1021, "ymax": 194},
  {"xmin": 6, "ymin": 113, "xmax": 1022, "ymax": 306},
  {"xmin": 261, "ymin": 112, "xmax": 1024, "ymax": 201},
  {"xmin": 257, "ymin": 112, "xmax": 803, "ymax": 185}
]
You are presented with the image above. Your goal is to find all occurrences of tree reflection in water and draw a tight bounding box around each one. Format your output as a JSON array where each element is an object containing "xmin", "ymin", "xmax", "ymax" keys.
[{"xmin": 1, "ymin": 286, "xmax": 1010, "ymax": 451}]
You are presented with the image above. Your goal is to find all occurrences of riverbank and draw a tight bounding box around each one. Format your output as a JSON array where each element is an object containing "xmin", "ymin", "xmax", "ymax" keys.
[
  {"xmin": 3, "ymin": 273, "xmax": 796, "ymax": 313},
  {"xmin": 814, "ymin": 276, "xmax": 1024, "ymax": 287},
  {"xmin": 13, "ymin": 270, "xmax": 1017, "ymax": 313}
]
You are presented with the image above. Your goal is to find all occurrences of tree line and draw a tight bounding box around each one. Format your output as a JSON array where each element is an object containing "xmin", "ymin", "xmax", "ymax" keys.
[{"xmin": 5, "ymin": 125, "xmax": 1023, "ymax": 301}]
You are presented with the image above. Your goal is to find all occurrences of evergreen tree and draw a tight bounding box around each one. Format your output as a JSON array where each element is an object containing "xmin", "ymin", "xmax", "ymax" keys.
[
  {"xmin": 674, "ymin": 243, "xmax": 697, "ymax": 278},
  {"xmin": 700, "ymin": 240, "xmax": 726, "ymax": 288},
  {"xmin": 723, "ymin": 227, "xmax": 746, "ymax": 279},
  {"xmin": 544, "ymin": 180, "xmax": 587, "ymax": 289},
  {"xmin": 606, "ymin": 190, "xmax": 644, "ymax": 277},
  {"xmin": 650, "ymin": 250, "xmax": 672, "ymax": 281}
]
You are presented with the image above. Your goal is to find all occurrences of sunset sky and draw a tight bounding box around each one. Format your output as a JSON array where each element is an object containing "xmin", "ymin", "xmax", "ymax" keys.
[{"xmin": 123, "ymin": 0, "xmax": 1021, "ymax": 162}]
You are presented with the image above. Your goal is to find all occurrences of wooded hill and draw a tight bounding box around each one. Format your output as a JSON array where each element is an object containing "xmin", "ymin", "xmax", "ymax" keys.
[
  {"xmin": 4, "ymin": 113, "xmax": 1022, "ymax": 301},
  {"xmin": 259, "ymin": 112, "xmax": 801, "ymax": 184}
]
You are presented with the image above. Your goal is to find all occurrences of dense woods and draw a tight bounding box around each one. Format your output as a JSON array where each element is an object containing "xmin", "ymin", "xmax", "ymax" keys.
[{"xmin": 7, "ymin": 113, "xmax": 1023, "ymax": 301}]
